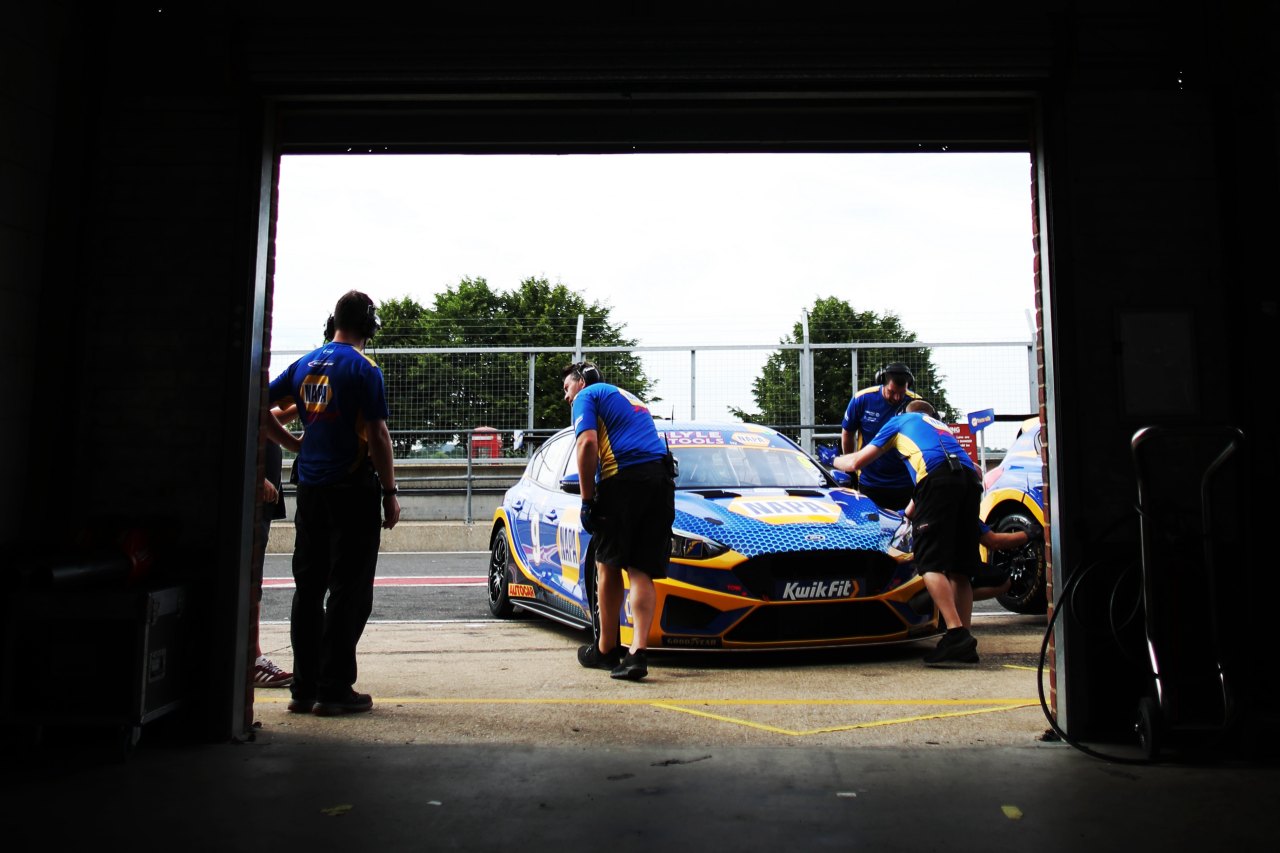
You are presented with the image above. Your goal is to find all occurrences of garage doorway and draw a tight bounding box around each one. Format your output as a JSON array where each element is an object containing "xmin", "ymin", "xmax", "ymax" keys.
[{"xmin": 249, "ymin": 93, "xmax": 1060, "ymax": 743}]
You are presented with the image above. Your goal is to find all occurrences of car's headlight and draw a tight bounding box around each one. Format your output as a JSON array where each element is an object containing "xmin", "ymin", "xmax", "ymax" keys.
[{"xmin": 669, "ymin": 529, "xmax": 729, "ymax": 560}]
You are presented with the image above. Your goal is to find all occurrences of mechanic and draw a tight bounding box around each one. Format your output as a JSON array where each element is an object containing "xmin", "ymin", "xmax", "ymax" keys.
[
  {"xmin": 833, "ymin": 399, "xmax": 984, "ymax": 665},
  {"xmin": 268, "ymin": 290, "xmax": 400, "ymax": 715},
  {"xmin": 903, "ymin": 499, "xmax": 1036, "ymax": 607},
  {"xmin": 840, "ymin": 362, "xmax": 920, "ymax": 510},
  {"xmin": 563, "ymin": 360, "xmax": 675, "ymax": 681},
  {"xmin": 247, "ymin": 402, "xmax": 301, "ymax": 699}
]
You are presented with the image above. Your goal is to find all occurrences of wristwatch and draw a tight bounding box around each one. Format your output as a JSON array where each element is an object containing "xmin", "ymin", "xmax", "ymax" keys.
[{"xmin": 382, "ymin": 487, "xmax": 399, "ymax": 496}]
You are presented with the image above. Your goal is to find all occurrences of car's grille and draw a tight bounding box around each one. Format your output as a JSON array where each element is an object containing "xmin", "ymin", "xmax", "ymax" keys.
[
  {"xmin": 725, "ymin": 600, "xmax": 909, "ymax": 643},
  {"xmin": 731, "ymin": 549, "xmax": 902, "ymax": 599},
  {"xmin": 661, "ymin": 595, "xmax": 724, "ymax": 632}
]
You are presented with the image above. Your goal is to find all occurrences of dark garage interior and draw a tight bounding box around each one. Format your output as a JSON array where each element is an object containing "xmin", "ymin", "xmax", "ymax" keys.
[{"xmin": 2, "ymin": 2, "xmax": 1278, "ymax": 848}]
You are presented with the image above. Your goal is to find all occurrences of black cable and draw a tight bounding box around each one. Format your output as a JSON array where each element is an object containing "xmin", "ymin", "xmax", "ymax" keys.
[{"xmin": 1035, "ymin": 509, "xmax": 1158, "ymax": 765}]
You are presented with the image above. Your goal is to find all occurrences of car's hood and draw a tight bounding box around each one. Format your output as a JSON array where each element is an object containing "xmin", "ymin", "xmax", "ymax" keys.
[{"xmin": 672, "ymin": 486, "xmax": 897, "ymax": 557}]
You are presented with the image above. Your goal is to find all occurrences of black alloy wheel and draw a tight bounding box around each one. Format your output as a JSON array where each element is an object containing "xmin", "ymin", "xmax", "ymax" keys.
[
  {"xmin": 488, "ymin": 528, "xmax": 516, "ymax": 618},
  {"xmin": 992, "ymin": 510, "xmax": 1048, "ymax": 614}
]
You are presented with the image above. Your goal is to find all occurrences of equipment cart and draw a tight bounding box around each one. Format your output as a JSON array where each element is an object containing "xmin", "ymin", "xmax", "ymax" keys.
[{"xmin": 1131, "ymin": 425, "xmax": 1244, "ymax": 759}]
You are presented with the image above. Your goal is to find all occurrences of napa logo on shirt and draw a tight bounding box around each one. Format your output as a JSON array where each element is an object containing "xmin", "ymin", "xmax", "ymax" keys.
[
  {"xmin": 727, "ymin": 497, "xmax": 842, "ymax": 525},
  {"xmin": 301, "ymin": 374, "xmax": 332, "ymax": 413}
]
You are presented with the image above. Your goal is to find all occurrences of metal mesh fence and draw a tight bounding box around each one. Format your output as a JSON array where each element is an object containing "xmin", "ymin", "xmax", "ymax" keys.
[{"xmin": 270, "ymin": 336, "xmax": 1035, "ymax": 461}]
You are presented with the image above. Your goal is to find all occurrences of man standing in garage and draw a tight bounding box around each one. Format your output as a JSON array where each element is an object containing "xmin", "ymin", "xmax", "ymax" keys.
[
  {"xmin": 833, "ymin": 399, "xmax": 983, "ymax": 665},
  {"xmin": 840, "ymin": 363, "xmax": 919, "ymax": 510},
  {"xmin": 563, "ymin": 361, "xmax": 675, "ymax": 681},
  {"xmin": 269, "ymin": 290, "xmax": 401, "ymax": 714}
]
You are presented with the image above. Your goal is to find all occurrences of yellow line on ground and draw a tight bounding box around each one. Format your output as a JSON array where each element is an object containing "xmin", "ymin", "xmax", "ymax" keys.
[
  {"xmin": 1002, "ymin": 664, "xmax": 1039, "ymax": 671},
  {"xmin": 649, "ymin": 701, "xmax": 1039, "ymax": 736},
  {"xmin": 256, "ymin": 696, "xmax": 1038, "ymax": 707},
  {"xmin": 648, "ymin": 703, "xmax": 800, "ymax": 735}
]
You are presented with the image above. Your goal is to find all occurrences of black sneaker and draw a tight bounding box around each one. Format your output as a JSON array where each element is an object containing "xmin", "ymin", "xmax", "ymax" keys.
[
  {"xmin": 287, "ymin": 697, "xmax": 316, "ymax": 713},
  {"xmin": 578, "ymin": 643, "xmax": 623, "ymax": 669},
  {"xmin": 923, "ymin": 629, "xmax": 978, "ymax": 665},
  {"xmin": 313, "ymin": 692, "xmax": 374, "ymax": 716},
  {"xmin": 610, "ymin": 650, "xmax": 649, "ymax": 681}
]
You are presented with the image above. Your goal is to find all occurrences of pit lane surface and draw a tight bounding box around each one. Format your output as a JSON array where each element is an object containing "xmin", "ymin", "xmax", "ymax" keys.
[{"xmin": 256, "ymin": 552, "xmax": 1052, "ymax": 748}]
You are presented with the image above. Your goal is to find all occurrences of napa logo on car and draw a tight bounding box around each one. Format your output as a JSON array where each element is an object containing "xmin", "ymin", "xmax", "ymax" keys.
[
  {"xmin": 780, "ymin": 578, "xmax": 857, "ymax": 601},
  {"xmin": 727, "ymin": 497, "xmax": 842, "ymax": 525},
  {"xmin": 557, "ymin": 524, "xmax": 581, "ymax": 582},
  {"xmin": 730, "ymin": 432, "xmax": 770, "ymax": 447}
]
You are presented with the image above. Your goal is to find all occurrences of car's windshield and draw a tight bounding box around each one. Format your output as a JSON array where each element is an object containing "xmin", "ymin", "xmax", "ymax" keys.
[{"xmin": 672, "ymin": 445, "xmax": 827, "ymax": 489}]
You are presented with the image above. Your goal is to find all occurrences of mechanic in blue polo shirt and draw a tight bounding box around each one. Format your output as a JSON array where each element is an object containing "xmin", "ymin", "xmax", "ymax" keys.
[
  {"xmin": 563, "ymin": 361, "xmax": 675, "ymax": 681},
  {"xmin": 268, "ymin": 290, "xmax": 400, "ymax": 715},
  {"xmin": 833, "ymin": 398, "xmax": 984, "ymax": 665},
  {"xmin": 840, "ymin": 362, "xmax": 921, "ymax": 511}
]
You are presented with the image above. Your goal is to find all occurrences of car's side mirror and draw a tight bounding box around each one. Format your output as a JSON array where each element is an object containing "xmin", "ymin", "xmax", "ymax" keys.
[
  {"xmin": 560, "ymin": 472, "xmax": 581, "ymax": 494},
  {"xmin": 829, "ymin": 469, "xmax": 852, "ymax": 487}
]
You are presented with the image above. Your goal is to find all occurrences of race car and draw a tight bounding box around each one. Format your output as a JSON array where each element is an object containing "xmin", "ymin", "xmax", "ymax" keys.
[
  {"xmin": 487, "ymin": 422, "xmax": 941, "ymax": 651},
  {"xmin": 979, "ymin": 417, "xmax": 1047, "ymax": 614}
]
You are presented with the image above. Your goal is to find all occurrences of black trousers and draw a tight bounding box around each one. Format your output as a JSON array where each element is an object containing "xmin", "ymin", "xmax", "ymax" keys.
[{"xmin": 290, "ymin": 467, "xmax": 382, "ymax": 702}]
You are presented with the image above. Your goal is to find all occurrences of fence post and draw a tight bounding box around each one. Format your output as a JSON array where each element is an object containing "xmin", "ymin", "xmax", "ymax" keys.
[
  {"xmin": 851, "ymin": 349, "xmax": 859, "ymax": 399},
  {"xmin": 800, "ymin": 310, "xmax": 814, "ymax": 454},
  {"xmin": 465, "ymin": 430, "xmax": 474, "ymax": 524},
  {"xmin": 690, "ymin": 348, "xmax": 697, "ymax": 421},
  {"xmin": 574, "ymin": 314, "xmax": 584, "ymax": 362},
  {"xmin": 1026, "ymin": 342, "xmax": 1037, "ymax": 412},
  {"xmin": 527, "ymin": 353, "xmax": 536, "ymax": 433}
]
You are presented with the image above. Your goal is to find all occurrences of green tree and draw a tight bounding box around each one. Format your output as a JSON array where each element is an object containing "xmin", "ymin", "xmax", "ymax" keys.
[
  {"xmin": 730, "ymin": 296, "xmax": 958, "ymax": 430},
  {"xmin": 374, "ymin": 277, "xmax": 654, "ymax": 455}
]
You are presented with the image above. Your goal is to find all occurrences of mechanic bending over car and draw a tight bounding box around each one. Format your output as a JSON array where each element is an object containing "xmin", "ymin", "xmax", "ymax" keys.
[
  {"xmin": 563, "ymin": 360, "xmax": 676, "ymax": 681},
  {"xmin": 832, "ymin": 399, "xmax": 985, "ymax": 666},
  {"xmin": 902, "ymin": 499, "xmax": 1036, "ymax": 607},
  {"xmin": 840, "ymin": 362, "xmax": 920, "ymax": 510}
]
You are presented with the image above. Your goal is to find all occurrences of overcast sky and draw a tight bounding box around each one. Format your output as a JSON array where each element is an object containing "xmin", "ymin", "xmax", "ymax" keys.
[{"xmin": 271, "ymin": 152, "xmax": 1037, "ymax": 440}]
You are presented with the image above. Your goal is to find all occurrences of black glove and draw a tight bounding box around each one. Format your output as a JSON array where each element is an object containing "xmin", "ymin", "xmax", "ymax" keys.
[{"xmin": 580, "ymin": 499, "xmax": 598, "ymax": 534}]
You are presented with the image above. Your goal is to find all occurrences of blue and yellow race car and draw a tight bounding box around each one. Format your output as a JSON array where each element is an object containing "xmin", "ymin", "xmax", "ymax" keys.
[
  {"xmin": 979, "ymin": 417, "xmax": 1047, "ymax": 613},
  {"xmin": 487, "ymin": 422, "xmax": 941, "ymax": 651}
]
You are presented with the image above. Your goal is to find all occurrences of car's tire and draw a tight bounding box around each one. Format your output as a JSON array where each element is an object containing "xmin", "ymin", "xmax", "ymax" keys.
[
  {"xmin": 992, "ymin": 509, "xmax": 1047, "ymax": 614},
  {"xmin": 488, "ymin": 527, "xmax": 516, "ymax": 619},
  {"xmin": 584, "ymin": 546, "xmax": 620, "ymax": 650}
]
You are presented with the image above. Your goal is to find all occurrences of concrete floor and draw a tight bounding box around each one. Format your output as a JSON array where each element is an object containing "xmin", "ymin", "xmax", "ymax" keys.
[{"xmin": 5, "ymin": 621, "xmax": 1278, "ymax": 850}]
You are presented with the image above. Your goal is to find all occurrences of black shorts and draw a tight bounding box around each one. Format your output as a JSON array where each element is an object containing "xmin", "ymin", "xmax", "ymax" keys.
[
  {"xmin": 593, "ymin": 460, "xmax": 675, "ymax": 578},
  {"xmin": 911, "ymin": 467, "xmax": 982, "ymax": 578}
]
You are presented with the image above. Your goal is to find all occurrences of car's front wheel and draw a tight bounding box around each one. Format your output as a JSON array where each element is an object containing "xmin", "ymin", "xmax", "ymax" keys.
[
  {"xmin": 488, "ymin": 527, "xmax": 516, "ymax": 618},
  {"xmin": 992, "ymin": 510, "xmax": 1047, "ymax": 614}
]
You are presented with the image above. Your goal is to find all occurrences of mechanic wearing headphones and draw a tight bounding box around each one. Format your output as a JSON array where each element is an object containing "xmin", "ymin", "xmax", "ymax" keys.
[
  {"xmin": 840, "ymin": 362, "xmax": 920, "ymax": 510},
  {"xmin": 563, "ymin": 361, "xmax": 675, "ymax": 681},
  {"xmin": 268, "ymin": 290, "xmax": 400, "ymax": 715},
  {"xmin": 833, "ymin": 399, "xmax": 983, "ymax": 666}
]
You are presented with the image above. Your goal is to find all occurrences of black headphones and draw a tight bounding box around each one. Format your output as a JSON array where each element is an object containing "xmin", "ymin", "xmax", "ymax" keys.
[
  {"xmin": 324, "ymin": 303, "xmax": 381, "ymax": 342},
  {"xmin": 574, "ymin": 361, "xmax": 603, "ymax": 386},
  {"xmin": 875, "ymin": 362, "xmax": 915, "ymax": 387}
]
